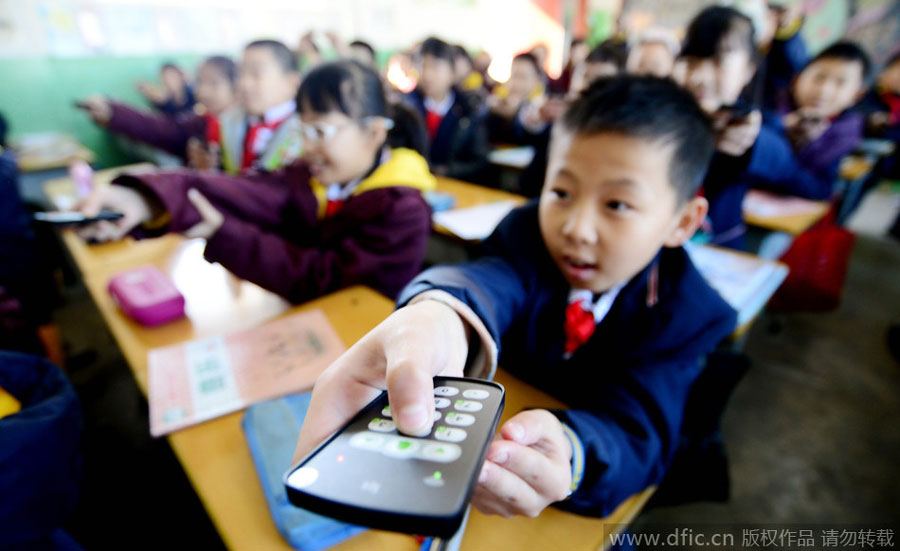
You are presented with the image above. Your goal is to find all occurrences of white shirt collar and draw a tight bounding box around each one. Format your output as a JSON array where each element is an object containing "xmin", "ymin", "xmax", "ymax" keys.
[
  {"xmin": 253, "ymin": 100, "xmax": 296, "ymax": 124},
  {"xmin": 568, "ymin": 281, "xmax": 627, "ymax": 326},
  {"xmin": 423, "ymin": 91, "xmax": 455, "ymax": 117}
]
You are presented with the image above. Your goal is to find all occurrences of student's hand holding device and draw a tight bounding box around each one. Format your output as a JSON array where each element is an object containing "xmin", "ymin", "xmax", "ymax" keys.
[
  {"xmin": 713, "ymin": 108, "xmax": 761, "ymax": 156},
  {"xmin": 472, "ymin": 408, "xmax": 572, "ymax": 518},
  {"xmin": 783, "ymin": 109, "xmax": 828, "ymax": 147},
  {"xmin": 183, "ymin": 189, "xmax": 224, "ymax": 239},
  {"xmin": 186, "ymin": 138, "xmax": 221, "ymax": 171},
  {"xmin": 75, "ymin": 184, "xmax": 155, "ymax": 242},
  {"xmin": 75, "ymin": 96, "xmax": 113, "ymax": 126},
  {"xmin": 293, "ymin": 300, "xmax": 470, "ymax": 462}
]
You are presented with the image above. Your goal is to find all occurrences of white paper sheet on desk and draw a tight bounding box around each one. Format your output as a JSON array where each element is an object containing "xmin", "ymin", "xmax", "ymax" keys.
[
  {"xmin": 742, "ymin": 190, "xmax": 824, "ymax": 218},
  {"xmin": 433, "ymin": 200, "xmax": 519, "ymax": 241},
  {"xmin": 488, "ymin": 146, "xmax": 535, "ymax": 169},
  {"xmin": 686, "ymin": 243, "xmax": 788, "ymax": 327}
]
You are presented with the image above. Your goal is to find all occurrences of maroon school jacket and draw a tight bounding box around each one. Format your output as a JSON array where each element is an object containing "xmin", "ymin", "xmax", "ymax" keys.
[
  {"xmin": 106, "ymin": 101, "xmax": 207, "ymax": 160},
  {"xmin": 112, "ymin": 148, "xmax": 436, "ymax": 303}
]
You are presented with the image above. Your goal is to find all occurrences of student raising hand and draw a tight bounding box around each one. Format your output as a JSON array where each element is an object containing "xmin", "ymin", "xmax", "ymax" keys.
[{"xmin": 75, "ymin": 96, "xmax": 113, "ymax": 126}]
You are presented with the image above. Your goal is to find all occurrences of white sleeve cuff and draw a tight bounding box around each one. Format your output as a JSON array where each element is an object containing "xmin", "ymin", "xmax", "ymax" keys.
[{"xmin": 408, "ymin": 290, "xmax": 498, "ymax": 380}]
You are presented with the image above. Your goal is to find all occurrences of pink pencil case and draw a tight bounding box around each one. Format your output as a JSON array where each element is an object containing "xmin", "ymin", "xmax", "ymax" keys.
[{"xmin": 107, "ymin": 265, "xmax": 185, "ymax": 327}]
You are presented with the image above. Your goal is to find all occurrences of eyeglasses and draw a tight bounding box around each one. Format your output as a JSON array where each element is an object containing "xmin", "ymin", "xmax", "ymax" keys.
[{"xmin": 299, "ymin": 116, "xmax": 394, "ymax": 143}]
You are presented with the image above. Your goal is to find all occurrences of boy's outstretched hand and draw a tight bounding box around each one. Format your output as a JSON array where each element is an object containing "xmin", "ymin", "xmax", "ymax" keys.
[
  {"xmin": 293, "ymin": 300, "xmax": 470, "ymax": 462},
  {"xmin": 473, "ymin": 409, "xmax": 572, "ymax": 518}
]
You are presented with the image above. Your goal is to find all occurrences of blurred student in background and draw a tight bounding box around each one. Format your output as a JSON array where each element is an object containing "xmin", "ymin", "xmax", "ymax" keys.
[
  {"xmin": 136, "ymin": 62, "xmax": 196, "ymax": 117},
  {"xmin": 486, "ymin": 52, "xmax": 547, "ymax": 146},
  {"xmin": 80, "ymin": 41, "xmax": 302, "ymax": 174},
  {"xmin": 405, "ymin": 37, "xmax": 489, "ymax": 182},
  {"xmin": 626, "ymin": 28, "xmax": 679, "ymax": 78},
  {"xmin": 550, "ymin": 38, "xmax": 589, "ymax": 95},
  {"xmin": 79, "ymin": 55, "xmax": 237, "ymax": 170},
  {"xmin": 75, "ymin": 60, "xmax": 435, "ymax": 304}
]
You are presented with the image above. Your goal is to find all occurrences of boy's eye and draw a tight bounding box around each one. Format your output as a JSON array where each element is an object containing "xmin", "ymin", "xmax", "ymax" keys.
[
  {"xmin": 606, "ymin": 200, "xmax": 632, "ymax": 212},
  {"xmin": 550, "ymin": 188, "xmax": 570, "ymax": 200}
]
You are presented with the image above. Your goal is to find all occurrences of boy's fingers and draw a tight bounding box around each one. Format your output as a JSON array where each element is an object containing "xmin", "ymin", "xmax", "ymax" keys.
[
  {"xmin": 487, "ymin": 440, "xmax": 571, "ymax": 500},
  {"xmin": 385, "ymin": 351, "xmax": 436, "ymax": 436},
  {"xmin": 475, "ymin": 460, "xmax": 543, "ymax": 517}
]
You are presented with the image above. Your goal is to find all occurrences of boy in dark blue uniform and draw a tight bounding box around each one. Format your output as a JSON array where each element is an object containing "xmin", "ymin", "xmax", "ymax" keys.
[
  {"xmin": 405, "ymin": 37, "xmax": 489, "ymax": 183},
  {"xmin": 295, "ymin": 76, "xmax": 737, "ymax": 517}
]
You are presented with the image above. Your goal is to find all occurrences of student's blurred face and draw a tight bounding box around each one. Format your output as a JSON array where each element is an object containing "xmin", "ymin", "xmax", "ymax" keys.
[
  {"xmin": 794, "ymin": 58, "xmax": 864, "ymax": 117},
  {"xmin": 581, "ymin": 62, "xmax": 619, "ymax": 90},
  {"xmin": 539, "ymin": 130, "xmax": 705, "ymax": 293},
  {"xmin": 880, "ymin": 60, "xmax": 900, "ymax": 94},
  {"xmin": 570, "ymin": 42, "xmax": 589, "ymax": 66},
  {"xmin": 420, "ymin": 54, "xmax": 456, "ymax": 100},
  {"xmin": 195, "ymin": 63, "xmax": 236, "ymax": 116},
  {"xmin": 454, "ymin": 55, "xmax": 473, "ymax": 84},
  {"xmin": 676, "ymin": 48, "xmax": 755, "ymax": 113},
  {"xmin": 239, "ymin": 47, "xmax": 300, "ymax": 116},
  {"xmin": 350, "ymin": 45, "xmax": 376, "ymax": 68},
  {"xmin": 161, "ymin": 67, "xmax": 184, "ymax": 94},
  {"xmin": 300, "ymin": 109, "xmax": 388, "ymax": 184},
  {"xmin": 509, "ymin": 59, "xmax": 541, "ymax": 99},
  {"xmin": 627, "ymin": 42, "xmax": 675, "ymax": 78}
]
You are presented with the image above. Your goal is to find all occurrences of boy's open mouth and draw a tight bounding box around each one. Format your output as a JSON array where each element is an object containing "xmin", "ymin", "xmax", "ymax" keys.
[{"xmin": 561, "ymin": 255, "xmax": 599, "ymax": 281}]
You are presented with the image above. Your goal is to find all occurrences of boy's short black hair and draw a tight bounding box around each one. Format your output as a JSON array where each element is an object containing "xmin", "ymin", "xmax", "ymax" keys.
[
  {"xmin": 513, "ymin": 52, "xmax": 542, "ymax": 75},
  {"xmin": 681, "ymin": 6, "xmax": 756, "ymax": 62},
  {"xmin": 201, "ymin": 55, "xmax": 237, "ymax": 86},
  {"xmin": 349, "ymin": 40, "xmax": 375, "ymax": 59},
  {"xmin": 420, "ymin": 37, "xmax": 455, "ymax": 65},
  {"xmin": 558, "ymin": 75, "xmax": 715, "ymax": 203},
  {"xmin": 810, "ymin": 41, "xmax": 872, "ymax": 81},
  {"xmin": 245, "ymin": 39, "xmax": 299, "ymax": 74},
  {"xmin": 586, "ymin": 40, "xmax": 627, "ymax": 70}
]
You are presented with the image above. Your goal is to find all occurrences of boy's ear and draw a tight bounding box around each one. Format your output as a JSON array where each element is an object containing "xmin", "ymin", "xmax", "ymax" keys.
[
  {"xmin": 366, "ymin": 119, "xmax": 389, "ymax": 146},
  {"xmin": 663, "ymin": 195, "xmax": 708, "ymax": 248}
]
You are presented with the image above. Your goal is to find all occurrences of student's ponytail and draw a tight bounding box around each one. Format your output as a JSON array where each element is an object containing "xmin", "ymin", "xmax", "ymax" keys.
[
  {"xmin": 385, "ymin": 101, "xmax": 427, "ymax": 156},
  {"xmin": 297, "ymin": 59, "xmax": 427, "ymax": 155}
]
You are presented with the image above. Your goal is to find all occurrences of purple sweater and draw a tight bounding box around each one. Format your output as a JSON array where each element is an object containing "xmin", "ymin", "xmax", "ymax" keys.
[
  {"xmin": 113, "ymin": 158, "xmax": 434, "ymax": 303},
  {"xmin": 106, "ymin": 101, "xmax": 208, "ymax": 160}
]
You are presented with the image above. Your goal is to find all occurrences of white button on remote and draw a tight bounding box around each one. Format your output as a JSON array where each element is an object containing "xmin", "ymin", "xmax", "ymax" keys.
[
  {"xmin": 462, "ymin": 389, "xmax": 490, "ymax": 400},
  {"xmin": 453, "ymin": 399, "xmax": 483, "ymax": 412},
  {"xmin": 434, "ymin": 386, "xmax": 459, "ymax": 397},
  {"xmin": 383, "ymin": 436, "xmax": 420, "ymax": 459},
  {"xmin": 349, "ymin": 431, "xmax": 386, "ymax": 450},
  {"xmin": 381, "ymin": 406, "xmax": 392, "ymax": 417},
  {"xmin": 421, "ymin": 442, "xmax": 462, "ymax": 463},
  {"xmin": 434, "ymin": 426, "xmax": 467, "ymax": 442},
  {"xmin": 434, "ymin": 397, "xmax": 451, "ymax": 409},
  {"xmin": 368, "ymin": 418, "xmax": 396, "ymax": 432},
  {"xmin": 444, "ymin": 412, "xmax": 475, "ymax": 426}
]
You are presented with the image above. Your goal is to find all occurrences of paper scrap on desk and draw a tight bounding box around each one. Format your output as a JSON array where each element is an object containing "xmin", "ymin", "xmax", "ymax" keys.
[
  {"xmin": 488, "ymin": 146, "xmax": 535, "ymax": 169},
  {"xmin": 742, "ymin": 190, "xmax": 825, "ymax": 218},
  {"xmin": 433, "ymin": 200, "xmax": 519, "ymax": 241},
  {"xmin": 686, "ymin": 244, "xmax": 788, "ymax": 327},
  {"xmin": 148, "ymin": 309, "xmax": 345, "ymax": 436}
]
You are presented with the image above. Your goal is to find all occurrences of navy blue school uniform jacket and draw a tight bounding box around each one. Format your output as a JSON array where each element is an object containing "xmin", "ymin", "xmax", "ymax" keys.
[
  {"xmin": 397, "ymin": 202, "xmax": 737, "ymax": 516},
  {"xmin": 405, "ymin": 88, "xmax": 489, "ymax": 183},
  {"xmin": 704, "ymin": 109, "xmax": 863, "ymax": 249}
]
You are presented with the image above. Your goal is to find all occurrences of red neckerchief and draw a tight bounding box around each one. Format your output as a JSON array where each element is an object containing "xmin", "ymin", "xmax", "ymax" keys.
[
  {"xmin": 425, "ymin": 110, "xmax": 443, "ymax": 141},
  {"xmin": 880, "ymin": 91, "xmax": 900, "ymax": 126},
  {"xmin": 242, "ymin": 113, "xmax": 292, "ymax": 170},
  {"xmin": 564, "ymin": 299, "xmax": 595, "ymax": 355},
  {"xmin": 203, "ymin": 114, "xmax": 221, "ymax": 146}
]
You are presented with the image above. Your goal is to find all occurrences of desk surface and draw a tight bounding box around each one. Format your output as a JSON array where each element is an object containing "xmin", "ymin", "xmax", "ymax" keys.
[
  {"xmin": 742, "ymin": 190, "xmax": 830, "ymax": 235},
  {"xmin": 432, "ymin": 177, "xmax": 527, "ymax": 241},
  {"xmin": 13, "ymin": 132, "xmax": 96, "ymax": 173},
  {"xmin": 63, "ymin": 228, "xmax": 652, "ymax": 550}
]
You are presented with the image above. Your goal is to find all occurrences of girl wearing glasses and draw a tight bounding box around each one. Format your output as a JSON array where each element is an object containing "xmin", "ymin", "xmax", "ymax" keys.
[{"xmin": 76, "ymin": 60, "xmax": 436, "ymax": 304}]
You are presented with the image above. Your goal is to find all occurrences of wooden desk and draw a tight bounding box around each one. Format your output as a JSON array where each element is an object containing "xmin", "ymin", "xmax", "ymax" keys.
[
  {"xmin": 742, "ymin": 190, "xmax": 829, "ymax": 235},
  {"xmin": 43, "ymin": 163, "xmax": 155, "ymax": 210},
  {"xmin": 432, "ymin": 177, "xmax": 527, "ymax": 241},
  {"xmin": 63, "ymin": 230, "xmax": 652, "ymax": 550},
  {"xmin": 13, "ymin": 132, "xmax": 95, "ymax": 173}
]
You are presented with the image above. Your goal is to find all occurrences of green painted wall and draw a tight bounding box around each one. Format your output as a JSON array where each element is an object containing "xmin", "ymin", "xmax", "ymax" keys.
[{"xmin": 0, "ymin": 53, "xmax": 206, "ymax": 167}]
